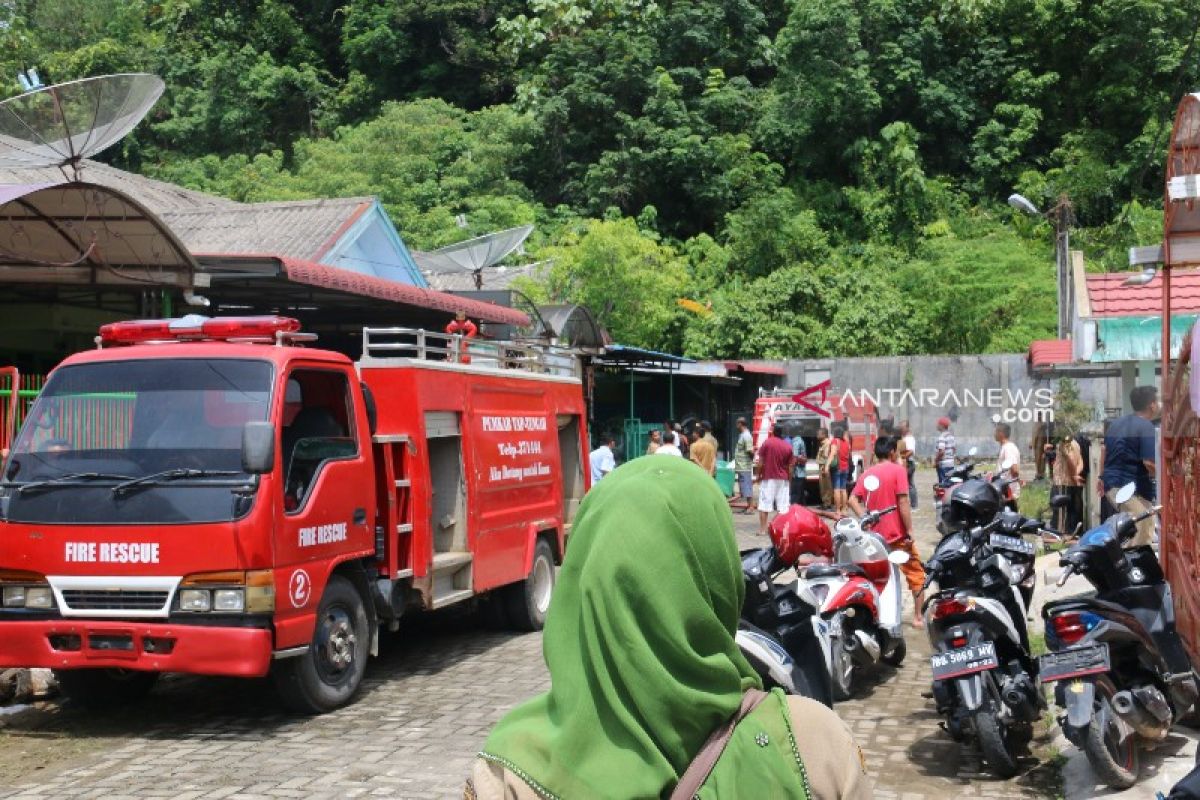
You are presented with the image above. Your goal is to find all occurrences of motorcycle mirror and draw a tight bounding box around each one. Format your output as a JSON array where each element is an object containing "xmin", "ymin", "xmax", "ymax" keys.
[
  {"xmin": 862, "ymin": 474, "xmax": 881, "ymax": 493},
  {"xmin": 1114, "ymin": 482, "xmax": 1136, "ymax": 505},
  {"xmin": 950, "ymin": 477, "xmax": 963, "ymax": 484},
  {"xmin": 967, "ymin": 446, "xmax": 979, "ymax": 457},
  {"xmin": 1049, "ymin": 494, "xmax": 1071, "ymax": 509},
  {"xmin": 887, "ymin": 550, "xmax": 910, "ymax": 565}
]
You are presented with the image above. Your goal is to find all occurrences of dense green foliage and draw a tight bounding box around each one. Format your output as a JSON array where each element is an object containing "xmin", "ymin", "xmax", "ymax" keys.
[{"xmin": 3, "ymin": 0, "xmax": 1195, "ymax": 355}]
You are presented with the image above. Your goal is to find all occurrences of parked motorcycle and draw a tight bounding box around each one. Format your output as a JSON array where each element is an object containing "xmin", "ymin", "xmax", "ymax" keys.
[
  {"xmin": 934, "ymin": 447, "xmax": 981, "ymax": 531},
  {"xmin": 795, "ymin": 474, "xmax": 909, "ymax": 700},
  {"xmin": 922, "ymin": 476, "xmax": 1051, "ymax": 778},
  {"xmin": 738, "ymin": 543, "xmax": 834, "ymax": 707},
  {"xmin": 1041, "ymin": 482, "xmax": 1200, "ymax": 790}
]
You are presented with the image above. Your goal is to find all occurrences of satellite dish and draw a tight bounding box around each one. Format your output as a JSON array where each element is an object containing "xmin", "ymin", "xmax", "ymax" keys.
[
  {"xmin": 412, "ymin": 224, "xmax": 535, "ymax": 290},
  {"xmin": 0, "ymin": 73, "xmax": 164, "ymax": 176}
]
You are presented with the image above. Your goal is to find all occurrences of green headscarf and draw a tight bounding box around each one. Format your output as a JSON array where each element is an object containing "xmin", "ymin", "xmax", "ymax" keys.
[{"xmin": 481, "ymin": 456, "xmax": 762, "ymax": 798}]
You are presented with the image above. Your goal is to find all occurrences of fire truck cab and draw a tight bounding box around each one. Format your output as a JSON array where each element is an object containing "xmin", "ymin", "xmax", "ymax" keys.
[{"xmin": 0, "ymin": 316, "xmax": 589, "ymax": 713}]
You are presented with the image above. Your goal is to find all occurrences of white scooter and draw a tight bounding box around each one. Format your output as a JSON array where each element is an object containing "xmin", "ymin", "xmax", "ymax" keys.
[{"xmin": 791, "ymin": 474, "xmax": 910, "ymax": 700}]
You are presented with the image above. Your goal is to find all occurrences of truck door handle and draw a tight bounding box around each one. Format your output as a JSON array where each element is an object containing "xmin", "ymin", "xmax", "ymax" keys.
[{"xmin": 353, "ymin": 508, "xmax": 367, "ymax": 525}]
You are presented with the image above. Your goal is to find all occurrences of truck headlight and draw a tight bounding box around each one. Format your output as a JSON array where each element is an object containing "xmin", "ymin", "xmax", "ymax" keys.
[
  {"xmin": 24, "ymin": 587, "xmax": 53, "ymax": 609},
  {"xmin": 213, "ymin": 589, "xmax": 245, "ymax": 612},
  {"xmin": 178, "ymin": 589, "xmax": 211, "ymax": 612},
  {"xmin": 2, "ymin": 585, "xmax": 26, "ymax": 607},
  {"xmin": 177, "ymin": 570, "xmax": 273, "ymax": 613}
]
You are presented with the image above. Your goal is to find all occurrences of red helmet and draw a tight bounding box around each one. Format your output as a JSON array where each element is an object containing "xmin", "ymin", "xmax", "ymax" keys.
[{"xmin": 768, "ymin": 505, "xmax": 832, "ymax": 564}]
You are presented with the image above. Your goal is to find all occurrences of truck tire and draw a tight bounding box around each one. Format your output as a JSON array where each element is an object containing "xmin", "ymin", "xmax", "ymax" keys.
[
  {"xmin": 1083, "ymin": 677, "xmax": 1139, "ymax": 789},
  {"xmin": 273, "ymin": 575, "xmax": 369, "ymax": 714},
  {"xmin": 976, "ymin": 708, "xmax": 1020, "ymax": 778},
  {"xmin": 53, "ymin": 668, "xmax": 158, "ymax": 708},
  {"xmin": 506, "ymin": 538, "xmax": 555, "ymax": 632}
]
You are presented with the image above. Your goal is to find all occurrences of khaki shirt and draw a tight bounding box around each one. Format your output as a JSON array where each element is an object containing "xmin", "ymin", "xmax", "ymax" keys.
[
  {"xmin": 1051, "ymin": 439, "xmax": 1083, "ymax": 487},
  {"xmin": 690, "ymin": 438, "xmax": 717, "ymax": 477},
  {"xmin": 467, "ymin": 696, "xmax": 873, "ymax": 799}
]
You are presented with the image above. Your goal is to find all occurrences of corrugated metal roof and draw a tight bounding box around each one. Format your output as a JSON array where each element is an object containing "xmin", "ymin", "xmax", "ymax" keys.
[
  {"xmin": 161, "ymin": 198, "xmax": 374, "ymax": 263},
  {"xmin": 0, "ymin": 160, "xmax": 236, "ymax": 213},
  {"xmin": 1087, "ymin": 268, "xmax": 1200, "ymax": 317},
  {"xmin": 278, "ymin": 257, "xmax": 530, "ymax": 327},
  {"xmin": 724, "ymin": 361, "xmax": 787, "ymax": 376},
  {"xmin": 1089, "ymin": 314, "xmax": 1199, "ymax": 362},
  {"xmin": 1027, "ymin": 339, "xmax": 1074, "ymax": 368}
]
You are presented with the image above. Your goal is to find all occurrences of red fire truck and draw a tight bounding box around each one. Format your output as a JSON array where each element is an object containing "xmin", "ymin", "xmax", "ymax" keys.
[{"xmin": 0, "ymin": 316, "xmax": 589, "ymax": 713}]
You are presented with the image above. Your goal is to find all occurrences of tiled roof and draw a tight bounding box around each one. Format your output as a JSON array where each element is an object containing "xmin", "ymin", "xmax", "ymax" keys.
[
  {"xmin": 1086, "ymin": 268, "xmax": 1200, "ymax": 316},
  {"xmin": 1028, "ymin": 339, "xmax": 1073, "ymax": 367},
  {"xmin": 0, "ymin": 160, "xmax": 235, "ymax": 213},
  {"xmin": 279, "ymin": 257, "xmax": 530, "ymax": 327},
  {"xmin": 161, "ymin": 198, "xmax": 374, "ymax": 263}
]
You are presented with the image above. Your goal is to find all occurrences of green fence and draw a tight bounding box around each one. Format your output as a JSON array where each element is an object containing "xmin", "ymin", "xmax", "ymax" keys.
[{"xmin": 622, "ymin": 419, "xmax": 660, "ymax": 462}]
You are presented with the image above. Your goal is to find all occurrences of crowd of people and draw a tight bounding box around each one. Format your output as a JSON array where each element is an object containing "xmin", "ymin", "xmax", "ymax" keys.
[{"xmin": 543, "ymin": 384, "xmax": 1163, "ymax": 799}]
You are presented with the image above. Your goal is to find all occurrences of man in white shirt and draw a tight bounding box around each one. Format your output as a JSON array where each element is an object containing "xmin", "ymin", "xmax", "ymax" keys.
[
  {"xmin": 655, "ymin": 430, "xmax": 684, "ymax": 457},
  {"xmin": 590, "ymin": 434, "xmax": 617, "ymax": 483},
  {"xmin": 994, "ymin": 422, "xmax": 1021, "ymax": 509}
]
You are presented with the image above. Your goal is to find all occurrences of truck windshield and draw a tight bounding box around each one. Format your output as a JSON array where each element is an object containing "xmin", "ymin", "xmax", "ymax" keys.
[{"xmin": 1, "ymin": 358, "xmax": 273, "ymax": 525}]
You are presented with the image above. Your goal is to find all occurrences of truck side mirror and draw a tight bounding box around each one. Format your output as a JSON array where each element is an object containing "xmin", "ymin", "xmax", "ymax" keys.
[{"xmin": 242, "ymin": 421, "xmax": 276, "ymax": 474}]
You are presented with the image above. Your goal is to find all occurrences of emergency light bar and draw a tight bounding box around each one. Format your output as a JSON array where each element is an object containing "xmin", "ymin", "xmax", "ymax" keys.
[{"xmin": 98, "ymin": 315, "xmax": 304, "ymax": 347}]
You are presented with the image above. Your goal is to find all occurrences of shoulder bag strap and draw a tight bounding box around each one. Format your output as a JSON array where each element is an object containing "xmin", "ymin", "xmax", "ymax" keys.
[{"xmin": 669, "ymin": 688, "xmax": 770, "ymax": 800}]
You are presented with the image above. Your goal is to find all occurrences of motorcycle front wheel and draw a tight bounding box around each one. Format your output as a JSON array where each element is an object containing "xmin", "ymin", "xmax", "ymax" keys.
[
  {"xmin": 1083, "ymin": 676, "xmax": 1139, "ymax": 789},
  {"xmin": 830, "ymin": 635, "xmax": 854, "ymax": 701},
  {"xmin": 976, "ymin": 708, "xmax": 1020, "ymax": 778}
]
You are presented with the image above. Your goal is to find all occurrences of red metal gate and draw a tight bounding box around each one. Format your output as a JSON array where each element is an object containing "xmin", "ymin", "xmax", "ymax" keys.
[{"xmin": 1162, "ymin": 329, "xmax": 1200, "ymax": 660}]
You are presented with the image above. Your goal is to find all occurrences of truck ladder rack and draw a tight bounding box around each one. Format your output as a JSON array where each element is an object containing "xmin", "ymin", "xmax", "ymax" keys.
[{"xmin": 360, "ymin": 326, "xmax": 579, "ymax": 378}]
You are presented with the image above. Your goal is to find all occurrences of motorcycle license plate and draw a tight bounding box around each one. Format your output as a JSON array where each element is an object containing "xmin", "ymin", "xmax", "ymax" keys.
[
  {"xmin": 1038, "ymin": 644, "xmax": 1110, "ymax": 683},
  {"xmin": 989, "ymin": 533, "xmax": 1035, "ymax": 556},
  {"xmin": 929, "ymin": 642, "xmax": 999, "ymax": 680}
]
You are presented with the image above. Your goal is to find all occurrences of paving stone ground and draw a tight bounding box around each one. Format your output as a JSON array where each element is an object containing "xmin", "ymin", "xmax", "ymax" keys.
[{"xmin": 0, "ymin": 467, "xmax": 1064, "ymax": 799}]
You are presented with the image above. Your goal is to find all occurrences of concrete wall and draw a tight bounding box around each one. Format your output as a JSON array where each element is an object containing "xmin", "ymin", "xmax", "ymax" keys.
[{"xmin": 769, "ymin": 354, "xmax": 1124, "ymax": 463}]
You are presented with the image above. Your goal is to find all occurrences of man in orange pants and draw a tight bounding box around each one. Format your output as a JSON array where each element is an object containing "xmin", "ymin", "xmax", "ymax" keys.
[{"xmin": 848, "ymin": 435, "xmax": 926, "ymax": 628}]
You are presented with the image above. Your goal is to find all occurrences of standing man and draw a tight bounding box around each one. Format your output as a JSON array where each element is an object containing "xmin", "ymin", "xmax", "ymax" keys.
[
  {"xmin": 790, "ymin": 428, "xmax": 808, "ymax": 507},
  {"xmin": 816, "ymin": 427, "xmax": 834, "ymax": 510},
  {"xmin": 757, "ymin": 424, "xmax": 794, "ymax": 535},
  {"xmin": 656, "ymin": 430, "xmax": 683, "ymax": 457},
  {"xmin": 994, "ymin": 422, "xmax": 1021, "ymax": 511},
  {"xmin": 733, "ymin": 417, "xmax": 755, "ymax": 512},
  {"xmin": 934, "ymin": 417, "xmax": 956, "ymax": 484},
  {"xmin": 1032, "ymin": 420, "xmax": 1050, "ymax": 481},
  {"xmin": 831, "ymin": 425, "xmax": 851, "ymax": 513},
  {"xmin": 589, "ymin": 434, "xmax": 617, "ymax": 483},
  {"xmin": 1100, "ymin": 385, "xmax": 1160, "ymax": 547},
  {"xmin": 1050, "ymin": 429, "xmax": 1085, "ymax": 538},
  {"xmin": 645, "ymin": 429, "xmax": 661, "ymax": 455},
  {"xmin": 899, "ymin": 420, "xmax": 917, "ymax": 509},
  {"xmin": 848, "ymin": 436, "xmax": 925, "ymax": 627},
  {"xmin": 701, "ymin": 420, "xmax": 720, "ymax": 454},
  {"xmin": 689, "ymin": 427, "xmax": 717, "ymax": 477},
  {"xmin": 445, "ymin": 311, "xmax": 478, "ymax": 364}
]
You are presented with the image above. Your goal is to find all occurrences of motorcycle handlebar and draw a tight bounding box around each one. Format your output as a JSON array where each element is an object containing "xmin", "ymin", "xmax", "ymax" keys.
[
  {"xmin": 1135, "ymin": 504, "xmax": 1163, "ymax": 524},
  {"xmin": 1057, "ymin": 564, "xmax": 1074, "ymax": 587}
]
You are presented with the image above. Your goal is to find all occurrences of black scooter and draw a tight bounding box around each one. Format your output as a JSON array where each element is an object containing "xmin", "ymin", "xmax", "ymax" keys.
[
  {"xmin": 921, "ymin": 491, "xmax": 1058, "ymax": 777},
  {"xmin": 1041, "ymin": 483, "xmax": 1200, "ymax": 790},
  {"xmin": 739, "ymin": 546, "xmax": 834, "ymax": 707}
]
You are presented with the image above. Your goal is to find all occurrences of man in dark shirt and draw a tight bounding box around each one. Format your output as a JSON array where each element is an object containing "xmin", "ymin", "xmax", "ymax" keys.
[
  {"xmin": 756, "ymin": 424, "xmax": 795, "ymax": 535},
  {"xmin": 1100, "ymin": 385, "xmax": 1159, "ymax": 546}
]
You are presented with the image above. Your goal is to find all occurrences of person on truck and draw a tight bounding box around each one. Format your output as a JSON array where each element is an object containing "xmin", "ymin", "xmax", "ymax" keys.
[
  {"xmin": 445, "ymin": 311, "xmax": 478, "ymax": 364},
  {"xmin": 467, "ymin": 457, "xmax": 873, "ymax": 799}
]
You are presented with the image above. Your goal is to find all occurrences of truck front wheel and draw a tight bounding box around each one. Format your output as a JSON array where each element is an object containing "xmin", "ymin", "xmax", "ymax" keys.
[
  {"xmin": 273, "ymin": 575, "xmax": 369, "ymax": 714},
  {"xmin": 506, "ymin": 538, "xmax": 555, "ymax": 632},
  {"xmin": 54, "ymin": 668, "xmax": 158, "ymax": 708}
]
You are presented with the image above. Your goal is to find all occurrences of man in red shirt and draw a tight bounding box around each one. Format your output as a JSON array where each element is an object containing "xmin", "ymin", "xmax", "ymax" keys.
[
  {"xmin": 848, "ymin": 436, "xmax": 926, "ymax": 627},
  {"xmin": 756, "ymin": 424, "xmax": 794, "ymax": 535}
]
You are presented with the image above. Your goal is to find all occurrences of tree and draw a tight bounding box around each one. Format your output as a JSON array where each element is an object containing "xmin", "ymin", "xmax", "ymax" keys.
[{"xmin": 535, "ymin": 216, "xmax": 688, "ymax": 349}]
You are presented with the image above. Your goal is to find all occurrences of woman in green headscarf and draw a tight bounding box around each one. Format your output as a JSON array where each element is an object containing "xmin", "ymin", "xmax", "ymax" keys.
[{"xmin": 467, "ymin": 456, "xmax": 872, "ymax": 799}]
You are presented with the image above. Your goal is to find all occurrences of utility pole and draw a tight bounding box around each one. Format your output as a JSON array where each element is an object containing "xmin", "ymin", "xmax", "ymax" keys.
[{"xmin": 1053, "ymin": 195, "xmax": 1074, "ymax": 340}]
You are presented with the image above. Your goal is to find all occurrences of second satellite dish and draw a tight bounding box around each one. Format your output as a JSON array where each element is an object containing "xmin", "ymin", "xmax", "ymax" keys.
[{"xmin": 0, "ymin": 73, "xmax": 164, "ymax": 174}]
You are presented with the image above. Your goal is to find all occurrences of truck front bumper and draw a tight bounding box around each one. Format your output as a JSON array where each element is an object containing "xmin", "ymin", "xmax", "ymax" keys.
[{"xmin": 0, "ymin": 620, "xmax": 274, "ymax": 677}]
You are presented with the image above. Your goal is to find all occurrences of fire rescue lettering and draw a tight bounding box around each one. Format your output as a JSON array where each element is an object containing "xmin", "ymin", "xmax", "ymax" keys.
[
  {"xmin": 481, "ymin": 415, "xmax": 548, "ymax": 432},
  {"xmin": 64, "ymin": 541, "xmax": 160, "ymax": 564},
  {"xmin": 299, "ymin": 522, "xmax": 348, "ymax": 548}
]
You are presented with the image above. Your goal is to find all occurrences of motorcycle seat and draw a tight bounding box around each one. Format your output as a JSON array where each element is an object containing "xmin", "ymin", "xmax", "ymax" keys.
[{"xmin": 804, "ymin": 563, "xmax": 866, "ymax": 579}]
